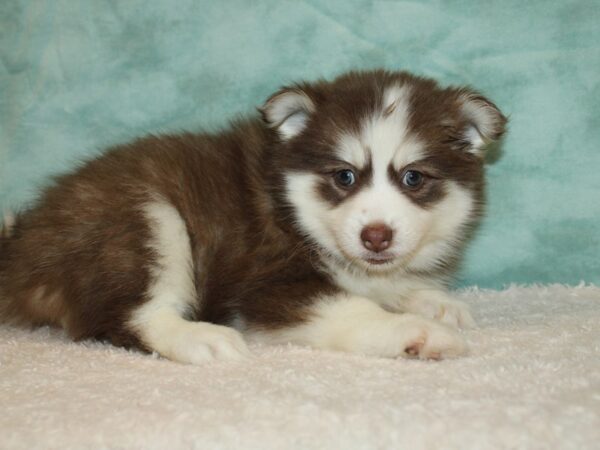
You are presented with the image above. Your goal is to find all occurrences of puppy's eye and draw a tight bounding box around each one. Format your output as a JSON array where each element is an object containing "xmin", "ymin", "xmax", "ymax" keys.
[
  {"xmin": 402, "ymin": 170, "xmax": 424, "ymax": 188},
  {"xmin": 334, "ymin": 169, "xmax": 356, "ymax": 187}
]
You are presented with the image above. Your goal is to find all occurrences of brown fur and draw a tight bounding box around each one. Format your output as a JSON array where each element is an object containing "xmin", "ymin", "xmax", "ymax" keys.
[{"xmin": 0, "ymin": 70, "xmax": 506, "ymax": 353}]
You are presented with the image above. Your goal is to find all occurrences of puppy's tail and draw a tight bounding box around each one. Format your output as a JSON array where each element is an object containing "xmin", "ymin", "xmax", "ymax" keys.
[
  {"xmin": 1, "ymin": 210, "xmax": 16, "ymax": 238},
  {"xmin": 0, "ymin": 211, "xmax": 18, "ymax": 323}
]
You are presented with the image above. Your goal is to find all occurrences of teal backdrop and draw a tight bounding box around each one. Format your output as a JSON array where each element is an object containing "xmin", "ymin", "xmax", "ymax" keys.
[{"xmin": 1, "ymin": 1, "xmax": 599, "ymax": 288}]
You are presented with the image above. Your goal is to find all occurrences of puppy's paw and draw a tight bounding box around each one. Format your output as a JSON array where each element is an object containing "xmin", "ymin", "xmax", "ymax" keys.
[
  {"xmin": 396, "ymin": 315, "xmax": 468, "ymax": 360},
  {"xmin": 404, "ymin": 293, "xmax": 475, "ymax": 329},
  {"xmin": 399, "ymin": 316, "xmax": 468, "ymax": 360},
  {"xmin": 174, "ymin": 324, "xmax": 251, "ymax": 364},
  {"xmin": 144, "ymin": 319, "xmax": 252, "ymax": 365}
]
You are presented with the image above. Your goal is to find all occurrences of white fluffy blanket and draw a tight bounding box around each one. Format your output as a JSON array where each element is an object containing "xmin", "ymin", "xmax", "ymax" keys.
[{"xmin": 1, "ymin": 285, "xmax": 599, "ymax": 449}]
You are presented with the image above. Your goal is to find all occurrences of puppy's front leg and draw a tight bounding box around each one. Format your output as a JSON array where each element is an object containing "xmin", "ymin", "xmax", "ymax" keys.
[
  {"xmin": 247, "ymin": 294, "xmax": 467, "ymax": 360},
  {"xmin": 402, "ymin": 289, "xmax": 476, "ymax": 329}
]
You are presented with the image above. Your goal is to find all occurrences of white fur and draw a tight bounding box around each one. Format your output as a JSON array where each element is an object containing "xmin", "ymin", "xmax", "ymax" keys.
[
  {"xmin": 403, "ymin": 289, "xmax": 476, "ymax": 328},
  {"xmin": 459, "ymin": 92, "xmax": 502, "ymax": 153},
  {"xmin": 337, "ymin": 85, "xmax": 424, "ymax": 171},
  {"xmin": 262, "ymin": 90, "xmax": 315, "ymax": 139},
  {"xmin": 134, "ymin": 310, "xmax": 250, "ymax": 364},
  {"xmin": 281, "ymin": 84, "xmax": 479, "ymax": 337},
  {"xmin": 285, "ymin": 172, "xmax": 341, "ymax": 255},
  {"xmin": 336, "ymin": 132, "xmax": 369, "ymax": 169},
  {"xmin": 1, "ymin": 211, "xmax": 15, "ymax": 238},
  {"xmin": 370, "ymin": 85, "xmax": 425, "ymax": 170},
  {"xmin": 465, "ymin": 125, "xmax": 485, "ymax": 152},
  {"xmin": 248, "ymin": 294, "xmax": 467, "ymax": 360},
  {"xmin": 327, "ymin": 268, "xmax": 441, "ymax": 309},
  {"xmin": 331, "ymin": 180, "xmax": 424, "ymax": 267},
  {"xmin": 325, "ymin": 267, "xmax": 474, "ymax": 328},
  {"xmin": 321, "ymin": 184, "xmax": 474, "ymax": 276},
  {"xmin": 286, "ymin": 84, "xmax": 475, "ymax": 275},
  {"xmin": 129, "ymin": 199, "xmax": 250, "ymax": 364},
  {"xmin": 403, "ymin": 182, "xmax": 474, "ymax": 272}
]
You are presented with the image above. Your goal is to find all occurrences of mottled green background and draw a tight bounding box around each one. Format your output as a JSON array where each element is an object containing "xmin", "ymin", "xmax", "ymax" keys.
[{"xmin": 1, "ymin": 0, "xmax": 599, "ymax": 288}]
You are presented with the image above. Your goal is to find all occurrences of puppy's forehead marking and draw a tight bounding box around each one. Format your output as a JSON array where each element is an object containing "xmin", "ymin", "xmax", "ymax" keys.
[
  {"xmin": 335, "ymin": 84, "xmax": 425, "ymax": 172},
  {"xmin": 391, "ymin": 135, "xmax": 425, "ymax": 170},
  {"xmin": 336, "ymin": 133, "xmax": 369, "ymax": 168},
  {"xmin": 383, "ymin": 84, "xmax": 409, "ymax": 115}
]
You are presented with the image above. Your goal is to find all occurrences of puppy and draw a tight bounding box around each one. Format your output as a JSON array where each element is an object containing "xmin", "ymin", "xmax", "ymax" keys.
[{"xmin": 0, "ymin": 70, "xmax": 506, "ymax": 363}]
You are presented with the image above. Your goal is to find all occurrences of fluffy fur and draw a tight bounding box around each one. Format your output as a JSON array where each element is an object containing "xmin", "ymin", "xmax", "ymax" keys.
[{"xmin": 0, "ymin": 70, "xmax": 507, "ymax": 364}]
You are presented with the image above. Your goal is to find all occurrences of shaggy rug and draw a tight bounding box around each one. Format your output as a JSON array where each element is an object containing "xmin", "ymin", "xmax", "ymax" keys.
[{"xmin": 1, "ymin": 285, "xmax": 599, "ymax": 449}]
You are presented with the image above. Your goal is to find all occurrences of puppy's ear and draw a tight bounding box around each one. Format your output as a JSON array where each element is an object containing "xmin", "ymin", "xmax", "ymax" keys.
[
  {"xmin": 457, "ymin": 90, "xmax": 508, "ymax": 155},
  {"xmin": 260, "ymin": 87, "xmax": 315, "ymax": 140}
]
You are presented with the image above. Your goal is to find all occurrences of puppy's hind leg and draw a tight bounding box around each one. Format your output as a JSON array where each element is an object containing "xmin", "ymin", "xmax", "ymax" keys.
[{"xmin": 129, "ymin": 200, "xmax": 249, "ymax": 364}]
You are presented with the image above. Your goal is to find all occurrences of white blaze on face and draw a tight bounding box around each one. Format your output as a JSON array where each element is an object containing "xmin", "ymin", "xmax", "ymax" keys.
[
  {"xmin": 285, "ymin": 172, "xmax": 339, "ymax": 253},
  {"xmin": 406, "ymin": 185, "xmax": 475, "ymax": 271},
  {"xmin": 333, "ymin": 85, "xmax": 429, "ymax": 263},
  {"xmin": 286, "ymin": 84, "xmax": 474, "ymax": 271}
]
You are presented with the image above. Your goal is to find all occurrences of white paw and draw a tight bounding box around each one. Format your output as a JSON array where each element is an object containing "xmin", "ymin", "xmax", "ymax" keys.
[
  {"xmin": 147, "ymin": 320, "xmax": 251, "ymax": 365},
  {"xmin": 253, "ymin": 296, "xmax": 468, "ymax": 361},
  {"xmin": 396, "ymin": 315, "xmax": 468, "ymax": 360},
  {"xmin": 404, "ymin": 294, "xmax": 476, "ymax": 329}
]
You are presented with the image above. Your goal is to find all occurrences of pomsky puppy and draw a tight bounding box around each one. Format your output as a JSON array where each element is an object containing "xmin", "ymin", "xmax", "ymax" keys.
[{"xmin": 0, "ymin": 70, "xmax": 506, "ymax": 364}]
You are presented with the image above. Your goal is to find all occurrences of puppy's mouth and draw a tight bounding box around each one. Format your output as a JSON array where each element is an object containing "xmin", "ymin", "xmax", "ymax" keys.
[
  {"xmin": 332, "ymin": 243, "xmax": 397, "ymax": 269},
  {"xmin": 366, "ymin": 257, "xmax": 394, "ymax": 265},
  {"xmin": 361, "ymin": 250, "xmax": 399, "ymax": 267}
]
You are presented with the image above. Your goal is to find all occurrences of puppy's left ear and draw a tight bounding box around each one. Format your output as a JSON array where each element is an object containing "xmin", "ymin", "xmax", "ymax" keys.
[
  {"xmin": 458, "ymin": 90, "xmax": 508, "ymax": 155},
  {"xmin": 260, "ymin": 87, "xmax": 315, "ymax": 140}
]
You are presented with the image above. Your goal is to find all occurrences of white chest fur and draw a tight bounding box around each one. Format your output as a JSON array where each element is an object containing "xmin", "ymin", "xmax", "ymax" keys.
[{"xmin": 325, "ymin": 262, "xmax": 443, "ymax": 311}]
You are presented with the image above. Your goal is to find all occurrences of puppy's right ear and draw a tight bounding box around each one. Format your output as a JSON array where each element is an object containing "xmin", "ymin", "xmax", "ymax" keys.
[{"xmin": 260, "ymin": 87, "xmax": 315, "ymax": 140}]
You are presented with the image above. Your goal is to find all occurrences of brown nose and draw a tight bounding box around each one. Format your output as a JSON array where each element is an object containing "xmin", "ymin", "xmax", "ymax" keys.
[{"xmin": 360, "ymin": 224, "xmax": 393, "ymax": 253}]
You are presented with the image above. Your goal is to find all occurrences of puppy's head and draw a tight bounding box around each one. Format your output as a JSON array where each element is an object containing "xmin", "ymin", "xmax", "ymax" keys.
[{"xmin": 262, "ymin": 70, "xmax": 507, "ymax": 275}]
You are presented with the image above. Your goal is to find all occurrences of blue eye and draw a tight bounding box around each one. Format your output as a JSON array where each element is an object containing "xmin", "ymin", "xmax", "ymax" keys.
[
  {"xmin": 334, "ymin": 169, "xmax": 356, "ymax": 187},
  {"xmin": 402, "ymin": 170, "xmax": 423, "ymax": 188}
]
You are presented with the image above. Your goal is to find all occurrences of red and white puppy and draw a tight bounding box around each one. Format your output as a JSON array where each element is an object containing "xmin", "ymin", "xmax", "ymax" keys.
[{"xmin": 0, "ymin": 70, "xmax": 506, "ymax": 364}]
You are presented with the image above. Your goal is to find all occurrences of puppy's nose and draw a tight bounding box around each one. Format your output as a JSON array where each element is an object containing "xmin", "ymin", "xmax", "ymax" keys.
[{"xmin": 360, "ymin": 224, "xmax": 393, "ymax": 253}]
